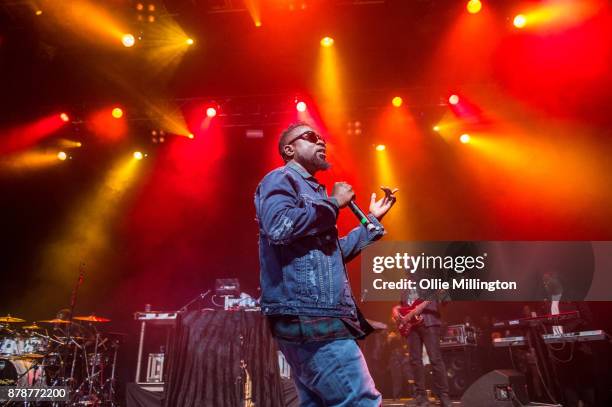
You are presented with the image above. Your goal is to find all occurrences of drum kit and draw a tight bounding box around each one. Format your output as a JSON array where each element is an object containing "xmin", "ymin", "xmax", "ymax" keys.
[{"xmin": 0, "ymin": 313, "xmax": 122, "ymax": 406}]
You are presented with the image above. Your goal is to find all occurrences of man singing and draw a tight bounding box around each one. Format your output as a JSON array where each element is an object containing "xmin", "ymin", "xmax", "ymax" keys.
[{"xmin": 255, "ymin": 122, "xmax": 397, "ymax": 406}]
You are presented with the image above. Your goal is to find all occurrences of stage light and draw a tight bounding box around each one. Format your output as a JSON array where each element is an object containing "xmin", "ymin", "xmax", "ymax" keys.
[
  {"xmin": 514, "ymin": 14, "xmax": 527, "ymax": 28},
  {"xmin": 188, "ymin": 133, "xmax": 195, "ymax": 139},
  {"xmin": 77, "ymin": 142, "xmax": 83, "ymax": 147},
  {"xmin": 206, "ymin": 107, "xmax": 217, "ymax": 118},
  {"xmin": 136, "ymin": 3, "xmax": 144, "ymax": 11},
  {"xmin": 112, "ymin": 108, "xmax": 124, "ymax": 119},
  {"xmin": 433, "ymin": 125, "xmax": 440, "ymax": 132},
  {"xmin": 449, "ymin": 94, "xmax": 460, "ymax": 105},
  {"xmin": 57, "ymin": 151, "xmax": 67, "ymax": 161},
  {"xmin": 133, "ymin": 151, "xmax": 144, "ymax": 160},
  {"xmin": 296, "ymin": 101, "xmax": 307, "ymax": 112},
  {"xmin": 376, "ymin": 144, "xmax": 386, "ymax": 152},
  {"xmin": 186, "ymin": 38, "xmax": 194, "ymax": 45},
  {"xmin": 35, "ymin": 10, "xmax": 43, "ymax": 16},
  {"xmin": 320, "ymin": 37, "xmax": 334, "ymax": 47},
  {"xmin": 122, "ymin": 34, "xmax": 135, "ymax": 47},
  {"xmin": 255, "ymin": 21, "xmax": 262, "ymax": 27},
  {"xmin": 60, "ymin": 113, "xmax": 70, "ymax": 122},
  {"xmin": 391, "ymin": 96, "xmax": 403, "ymax": 107},
  {"xmin": 460, "ymin": 134, "xmax": 471, "ymax": 144},
  {"xmin": 466, "ymin": 0, "xmax": 482, "ymax": 14},
  {"xmin": 148, "ymin": 4, "xmax": 155, "ymax": 12}
]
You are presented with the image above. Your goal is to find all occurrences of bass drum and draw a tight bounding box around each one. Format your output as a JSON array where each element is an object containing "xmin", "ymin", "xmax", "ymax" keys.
[{"xmin": 0, "ymin": 358, "xmax": 45, "ymax": 386}]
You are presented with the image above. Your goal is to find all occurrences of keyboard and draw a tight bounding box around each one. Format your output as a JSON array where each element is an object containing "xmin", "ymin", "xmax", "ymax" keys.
[{"xmin": 493, "ymin": 330, "xmax": 608, "ymax": 348}]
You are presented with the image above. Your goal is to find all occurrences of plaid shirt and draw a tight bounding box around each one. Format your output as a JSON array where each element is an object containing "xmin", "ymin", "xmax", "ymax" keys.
[{"xmin": 268, "ymin": 310, "xmax": 373, "ymax": 343}]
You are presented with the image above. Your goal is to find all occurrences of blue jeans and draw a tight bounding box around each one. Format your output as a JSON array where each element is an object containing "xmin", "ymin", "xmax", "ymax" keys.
[{"xmin": 277, "ymin": 338, "xmax": 381, "ymax": 407}]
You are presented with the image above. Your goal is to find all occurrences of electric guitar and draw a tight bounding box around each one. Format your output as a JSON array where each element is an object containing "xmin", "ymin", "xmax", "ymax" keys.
[{"xmin": 395, "ymin": 289, "xmax": 446, "ymax": 337}]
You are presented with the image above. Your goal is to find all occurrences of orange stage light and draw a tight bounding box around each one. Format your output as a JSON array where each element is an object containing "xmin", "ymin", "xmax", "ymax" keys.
[
  {"xmin": 449, "ymin": 94, "xmax": 460, "ymax": 105},
  {"xmin": 112, "ymin": 107, "xmax": 124, "ymax": 119},
  {"xmin": 391, "ymin": 97, "xmax": 403, "ymax": 107},
  {"xmin": 57, "ymin": 151, "xmax": 68, "ymax": 161},
  {"xmin": 460, "ymin": 134, "xmax": 471, "ymax": 144},
  {"xmin": 466, "ymin": 0, "xmax": 482, "ymax": 15},
  {"xmin": 376, "ymin": 144, "xmax": 386, "ymax": 152},
  {"xmin": 133, "ymin": 151, "xmax": 144, "ymax": 160},
  {"xmin": 513, "ymin": 14, "xmax": 527, "ymax": 28},
  {"xmin": 122, "ymin": 34, "xmax": 135, "ymax": 47},
  {"xmin": 320, "ymin": 37, "xmax": 334, "ymax": 47}
]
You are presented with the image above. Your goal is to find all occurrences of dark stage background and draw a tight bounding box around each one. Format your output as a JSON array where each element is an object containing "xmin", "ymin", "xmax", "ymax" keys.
[{"xmin": 1, "ymin": 0, "xmax": 611, "ymax": 394}]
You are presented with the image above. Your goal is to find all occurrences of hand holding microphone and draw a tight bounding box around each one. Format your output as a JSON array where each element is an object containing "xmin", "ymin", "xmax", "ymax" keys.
[{"xmin": 331, "ymin": 182, "xmax": 398, "ymax": 230}]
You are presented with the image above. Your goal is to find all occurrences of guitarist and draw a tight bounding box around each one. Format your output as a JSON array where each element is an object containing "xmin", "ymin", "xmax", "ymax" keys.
[{"xmin": 392, "ymin": 288, "xmax": 451, "ymax": 407}]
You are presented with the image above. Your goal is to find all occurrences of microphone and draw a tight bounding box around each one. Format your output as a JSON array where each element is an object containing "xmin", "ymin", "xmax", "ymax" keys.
[{"xmin": 348, "ymin": 200, "xmax": 379, "ymax": 232}]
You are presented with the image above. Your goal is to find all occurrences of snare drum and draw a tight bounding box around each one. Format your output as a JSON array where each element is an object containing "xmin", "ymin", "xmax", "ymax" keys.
[{"xmin": 0, "ymin": 358, "xmax": 45, "ymax": 386}]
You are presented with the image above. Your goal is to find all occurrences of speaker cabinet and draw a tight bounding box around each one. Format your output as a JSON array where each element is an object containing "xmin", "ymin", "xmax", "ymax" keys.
[{"xmin": 460, "ymin": 369, "xmax": 529, "ymax": 407}]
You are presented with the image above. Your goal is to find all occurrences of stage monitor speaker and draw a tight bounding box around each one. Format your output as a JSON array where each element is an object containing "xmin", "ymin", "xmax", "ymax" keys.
[{"xmin": 460, "ymin": 369, "xmax": 529, "ymax": 407}]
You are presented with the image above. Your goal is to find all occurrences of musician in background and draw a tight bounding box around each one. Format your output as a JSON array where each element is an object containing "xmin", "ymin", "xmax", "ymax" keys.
[
  {"xmin": 540, "ymin": 271, "xmax": 598, "ymax": 406},
  {"xmin": 392, "ymin": 289, "xmax": 451, "ymax": 407}
]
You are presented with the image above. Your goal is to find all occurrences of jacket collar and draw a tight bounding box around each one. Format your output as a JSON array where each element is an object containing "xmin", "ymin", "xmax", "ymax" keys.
[{"xmin": 286, "ymin": 161, "xmax": 323, "ymax": 191}]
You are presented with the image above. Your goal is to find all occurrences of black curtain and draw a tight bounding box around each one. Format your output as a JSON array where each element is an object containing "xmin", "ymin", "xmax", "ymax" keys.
[{"xmin": 164, "ymin": 309, "xmax": 285, "ymax": 407}]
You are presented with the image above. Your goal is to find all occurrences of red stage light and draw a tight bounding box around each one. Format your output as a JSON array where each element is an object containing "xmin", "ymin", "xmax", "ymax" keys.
[
  {"xmin": 391, "ymin": 96, "xmax": 403, "ymax": 107},
  {"xmin": 206, "ymin": 107, "xmax": 217, "ymax": 118},
  {"xmin": 296, "ymin": 101, "xmax": 307, "ymax": 112},
  {"xmin": 60, "ymin": 113, "xmax": 70, "ymax": 122},
  {"xmin": 449, "ymin": 94, "xmax": 460, "ymax": 105}
]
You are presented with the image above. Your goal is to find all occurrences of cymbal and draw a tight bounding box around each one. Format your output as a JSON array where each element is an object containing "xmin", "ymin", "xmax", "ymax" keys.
[
  {"xmin": 17, "ymin": 353, "xmax": 45, "ymax": 359},
  {"xmin": 38, "ymin": 318, "xmax": 71, "ymax": 324},
  {"xmin": 73, "ymin": 315, "xmax": 110, "ymax": 323},
  {"xmin": 0, "ymin": 315, "xmax": 25, "ymax": 323},
  {"xmin": 22, "ymin": 323, "xmax": 42, "ymax": 329}
]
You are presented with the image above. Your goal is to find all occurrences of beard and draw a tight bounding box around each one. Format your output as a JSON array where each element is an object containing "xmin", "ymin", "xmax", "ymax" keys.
[
  {"xmin": 295, "ymin": 150, "xmax": 331, "ymax": 174},
  {"xmin": 312, "ymin": 153, "xmax": 331, "ymax": 171}
]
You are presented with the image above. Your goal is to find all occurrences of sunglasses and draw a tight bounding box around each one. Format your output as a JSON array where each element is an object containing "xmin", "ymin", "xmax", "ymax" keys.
[{"xmin": 286, "ymin": 130, "xmax": 326, "ymax": 145}]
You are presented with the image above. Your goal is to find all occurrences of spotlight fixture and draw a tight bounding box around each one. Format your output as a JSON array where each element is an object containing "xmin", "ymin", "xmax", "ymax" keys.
[
  {"xmin": 466, "ymin": 0, "xmax": 482, "ymax": 14},
  {"xmin": 460, "ymin": 134, "xmax": 471, "ymax": 144},
  {"xmin": 122, "ymin": 34, "xmax": 136, "ymax": 47},
  {"xmin": 375, "ymin": 144, "xmax": 386, "ymax": 152},
  {"xmin": 320, "ymin": 37, "xmax": 334, "ymax": 47},
  {"xmin": 60, "ymin": 113, "xmax": 70, "ymax": 122},
  {"xmin": 206, "ymin": 107, "xmax": 217, "ymax": 118},
  {"xmin": 513, "ymin": 14, "xmax": 527, "ymax": 28},
  {"xmin": 392, "ymin": 96, "xmax": 403, "ymax": 107},
  {"xmin": 112, "ymin": 107, "xmax": 124, "ymax": 119},
  {"xmin": 133, "ymin": 151, "xmax": 144, "ymax": 160},
  {"xmin": 295, "ymin": 101, "xmax": 307, "ymax": 112},
  {"xmin": 448, "ymin": 94, "xmax": 460, "ymax": 105},
  {"xmin": 57, "ymin": 151, "xmax": 68, "ymax": 161}
]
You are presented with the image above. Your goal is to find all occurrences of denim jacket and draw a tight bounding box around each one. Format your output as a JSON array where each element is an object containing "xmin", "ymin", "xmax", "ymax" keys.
[{"xmin": 255, "ymin": 161, "xmax": 385, "ymax": 318}]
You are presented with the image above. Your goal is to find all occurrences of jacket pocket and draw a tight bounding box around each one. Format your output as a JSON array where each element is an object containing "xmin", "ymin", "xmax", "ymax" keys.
[{"xmin": 295, "ymin": 253, "xmax": 319, "ymax": 302}]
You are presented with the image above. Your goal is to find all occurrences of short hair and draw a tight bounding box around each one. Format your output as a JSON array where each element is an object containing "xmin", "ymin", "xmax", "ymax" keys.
[{"xmin": 278, "ymin": 121, "xmax": 311, "ymax": 162}]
